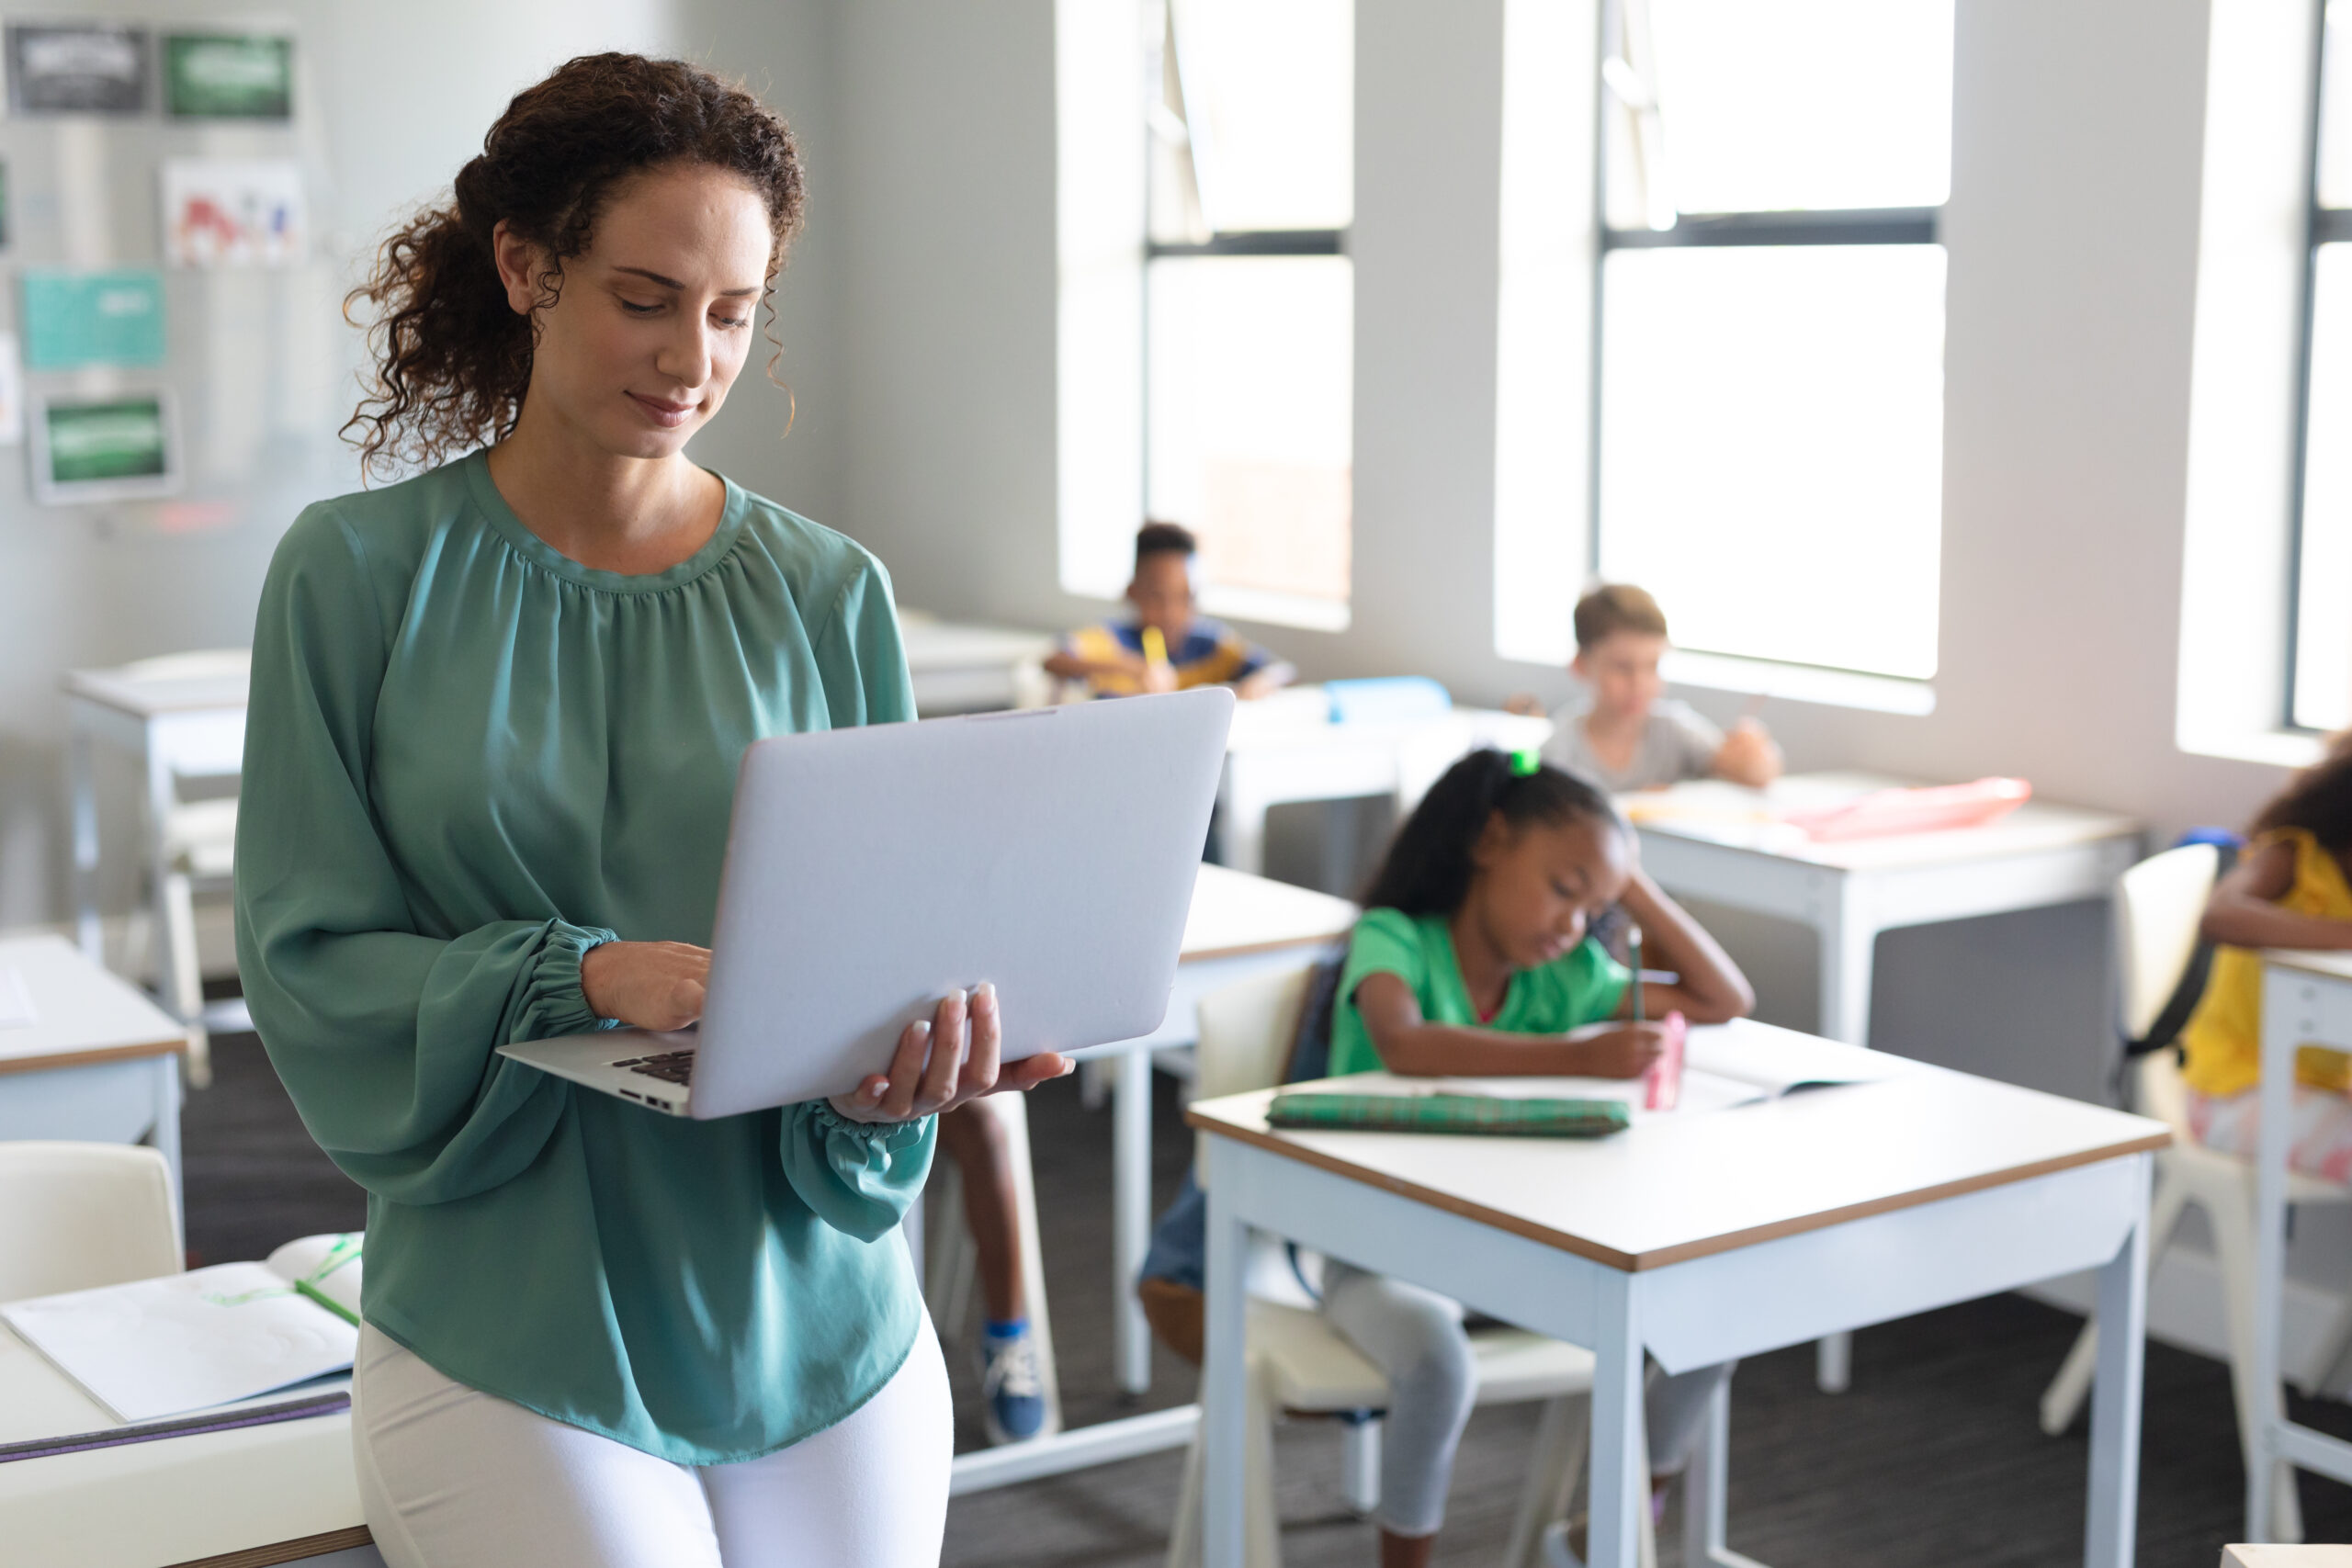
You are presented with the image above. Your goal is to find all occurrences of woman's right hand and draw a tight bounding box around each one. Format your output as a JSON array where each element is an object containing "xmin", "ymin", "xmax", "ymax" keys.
[{"xmin": 581, "ymin": 941, "xmax": 710, "ymax": 1032}]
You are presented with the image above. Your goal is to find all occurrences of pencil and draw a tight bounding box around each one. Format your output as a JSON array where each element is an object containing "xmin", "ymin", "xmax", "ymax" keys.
[{"xmin": 1627, "ymin": 922, "xmax": 1644, "ymax": 1025}]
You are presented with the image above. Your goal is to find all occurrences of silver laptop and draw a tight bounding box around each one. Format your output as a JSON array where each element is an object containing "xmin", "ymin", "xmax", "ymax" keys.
[{"xmin": 498, "ymin": 687, "xmax": 1235, "ymax": 1118}]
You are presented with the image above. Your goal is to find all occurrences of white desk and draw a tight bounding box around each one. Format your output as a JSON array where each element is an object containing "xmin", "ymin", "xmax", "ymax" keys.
[
  {"xmin": 0, "ymin": 1325, "xmax": 378, "ymax": 1568},
  {"xmin": 2250, "ymin": 949, "xmax": 2352, "ymax": 1540},
  {"xmin": 1190, "ymin": 1043, "xmax": 2167, "ymax": 1568},
  {"xmin": 1629, "ymin": 773, "xmax": 2143, "ymax": 1049},
  {"xmin": 1216, "ymin": 688, "xmax": 1552, "ymax": 876},
  {"xmin": 897, "ymin": 612, "xmax": 1056, "ymax": 716},
  {"xmin": 0, "ymin": 935, "xmax": 188, "ymax": 1205}
]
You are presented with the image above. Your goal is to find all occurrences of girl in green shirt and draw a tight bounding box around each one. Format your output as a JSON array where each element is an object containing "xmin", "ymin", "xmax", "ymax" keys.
[
  {"xmin": 1325, "ymin": 750, "xmax": 1753, "ymax": 1568},
  {"xmin": 234, "ymin": 54, "xmax": 1065, "ymax": 1568}
]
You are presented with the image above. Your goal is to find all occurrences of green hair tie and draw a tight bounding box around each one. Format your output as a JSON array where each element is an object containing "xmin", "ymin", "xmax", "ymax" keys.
[{"xmin": 1510, "ymin": 749, "xmax": 1542, "ymax": 776}]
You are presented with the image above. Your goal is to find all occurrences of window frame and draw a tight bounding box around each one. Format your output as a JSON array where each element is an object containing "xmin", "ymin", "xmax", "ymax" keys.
[
  {"xmin": 2288, "ymin": 0, "xmax": 2346, "ymax": 731},
  {"xmin": 1140, "ymin": 2, "xmax": 1352, "ymax": 628},
  {"xmin": 1587, "ymin": 0, "xmax": 1951, "ymax": 682}
]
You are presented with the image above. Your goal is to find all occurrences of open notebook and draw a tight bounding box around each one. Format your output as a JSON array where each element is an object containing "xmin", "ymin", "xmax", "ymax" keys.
[
  {"xmin": 0, "ymin": 1234, "xmax": 360, "ymax": 1423},
  {"xmin": 1324, "ymin": 1018, "xmax": 1910, "ymax": 1123}
]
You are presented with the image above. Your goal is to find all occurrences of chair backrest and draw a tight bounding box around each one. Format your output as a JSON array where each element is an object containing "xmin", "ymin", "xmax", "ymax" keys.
[
  {"xmin": 0, "ymin": 1142, "xmax": 181, "ymax": 1302},
  {"xmin": 1193, "ymin": 962, "xmax": 1318, "ymax": 1176},
  {"xmin": 2115, "ymin": 842, "xmax": 2222, "ymax": 1134},
  {"xmin": 2117, "ymin": 842, "xmax": 2222, "ymax": 1043}
]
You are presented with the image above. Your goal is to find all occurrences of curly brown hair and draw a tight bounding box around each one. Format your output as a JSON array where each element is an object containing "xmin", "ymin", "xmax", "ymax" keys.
[
  {"xmin": 2254, "ymin": 728, "xmax": 2352, "ymax": 856},
  {"xmin": 342, "ymin": 52, "xmax": 804, "ymax": 479}
]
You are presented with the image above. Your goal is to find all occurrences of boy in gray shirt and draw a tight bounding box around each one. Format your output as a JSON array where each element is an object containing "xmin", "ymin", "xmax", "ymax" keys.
[{"xmin": 1536, "ymin": 584, "xmax": 1781, "ymax": 792}]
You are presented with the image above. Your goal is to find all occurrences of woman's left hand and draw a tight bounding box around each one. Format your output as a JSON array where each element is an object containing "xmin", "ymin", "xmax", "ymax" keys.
[{"xmin": 827, "ymin": 983, "xmax": 1072, "ymax": 1123}]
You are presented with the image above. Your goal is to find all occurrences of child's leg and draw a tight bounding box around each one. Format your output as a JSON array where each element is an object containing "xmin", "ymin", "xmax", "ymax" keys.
[
  {"xmin": 937, "ymin": 1104, "xmax": 1024, "ymax": 1323},
  {"xmin": 1320, "ymin": 1261, "xmax": 1476, "ymax": 1551},
  {"xmin": 2188, "ymin": 1085, "xmax": 2352, "ymax": 1182},
  {"xmin": 1645, "ymin": 1359, "xmax": 1736, "ymax": 1476},
  {"xmin": 935, "ymin": 1102, "xmax": 1045, "ymax": 1444}
]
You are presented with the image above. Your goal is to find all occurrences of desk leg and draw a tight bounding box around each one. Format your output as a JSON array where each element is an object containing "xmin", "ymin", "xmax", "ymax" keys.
[
  {"xmin": 1201, "ymin": 1150, "xmax": 1251, "ymax": 1568},
  {"xmin": 1813, "ymin": 885, "xmax": 1874, "ymax": 1394},
  {"xmin": 2249, "ymin": 969, "xmax": 2301, "ymax": 1542},
  {"xmin": 68, "ymin": 713, "xmax": 101, "ymax": 963},
  {"xmin": 1114, "ymin": 1038, "xmax": 1154, "ymax": 1395},
  {"xmin": 149, "ymin": 1052, "xmax": 184, "ymax": 1235},
  {"xmin": 1589, "ymin": 1273, "xmax": 1647, "ymax": 1568},
  {"xmin": 1218, "ymin": 761, "xmax": 1268, "ymax": 876},
  {"xmin": 2085, "ymin": 1152, "xmax": 2149, "ymax": 1568}
]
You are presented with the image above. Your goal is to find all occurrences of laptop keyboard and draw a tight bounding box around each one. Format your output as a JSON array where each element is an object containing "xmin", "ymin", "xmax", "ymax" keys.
[{"xmin": 613, "ymin": 1050, "xmax": 695, "ymax": 1087}]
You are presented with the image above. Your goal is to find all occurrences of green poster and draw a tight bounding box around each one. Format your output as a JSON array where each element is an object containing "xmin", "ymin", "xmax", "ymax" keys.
[
  {"xmin": 163, "ymin": 34, "xmax": 290, "ymax": 119},
  {"xmin": 22, "ymin": 269, "xmax": 165, "ymax": 369},
  {"xmin": 46, "ymin": 398, "xmax": 166, "ymax": 483}
]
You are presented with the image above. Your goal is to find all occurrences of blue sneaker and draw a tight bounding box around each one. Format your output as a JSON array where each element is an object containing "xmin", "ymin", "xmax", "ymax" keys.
[{"xmin": 978, "ymin": 1321, "xmax": 1047, "ymax": 1446}]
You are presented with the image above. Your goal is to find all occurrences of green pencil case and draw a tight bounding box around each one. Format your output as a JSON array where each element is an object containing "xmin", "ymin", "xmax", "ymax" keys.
[{"xmin": 1265, "ymin": 1091, "xmax": 1630, "ymax": 1138}]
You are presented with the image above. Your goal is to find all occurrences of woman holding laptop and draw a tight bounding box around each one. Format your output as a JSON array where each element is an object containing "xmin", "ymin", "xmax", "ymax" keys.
[{"xmin": 232, "ymin": 54, "xmax": 1061, "ymax": 1568}]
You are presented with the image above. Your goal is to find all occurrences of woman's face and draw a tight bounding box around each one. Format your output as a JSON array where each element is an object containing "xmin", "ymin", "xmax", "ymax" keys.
[
  {"xmin": 497, "ymin": 162, "xmax": 775, "ymax": 460},
  {"xmin": 1464, "ymin": 811, "xmax": 1634, "ymax": 972}
]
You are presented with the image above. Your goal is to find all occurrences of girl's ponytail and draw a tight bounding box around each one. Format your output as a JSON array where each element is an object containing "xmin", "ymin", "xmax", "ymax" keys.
[{"xmin": 1359, "ymin": 750, "xmax": 1620, "ymax": 917}]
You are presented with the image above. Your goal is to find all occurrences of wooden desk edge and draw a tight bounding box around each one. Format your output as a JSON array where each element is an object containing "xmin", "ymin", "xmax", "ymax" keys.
[
  {"xmin": 1187, "ymin": 1109, "xmax": 2172, "ymax": 1273},
  {"xmin": 1182, "ymin": 930, "xmax": 1351, "ymax": 964},
  {"xmin": 170, "ymin": 1525, "xmax": 374, "ymax": 1568},
  {"xmin": 0, "ymin": 1035, "xmax": 188, "ymax": 1076}
]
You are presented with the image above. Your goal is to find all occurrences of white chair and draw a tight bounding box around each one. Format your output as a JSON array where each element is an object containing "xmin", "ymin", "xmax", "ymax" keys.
[
  {"xmin": 2040, "ymin": 842, "xmax": 2352, "ymax": 1543},
  {"xmin": 0, "ymin": 1141, "xmax": 181, "ymax": 1301},
  {"xmin": 923, "ymin": 1089, "xmax": 1064, "ymax": 1438},
  {"xmin": 1166, "ymin": 963, "xmax": 1650, "ymax": 1568}
]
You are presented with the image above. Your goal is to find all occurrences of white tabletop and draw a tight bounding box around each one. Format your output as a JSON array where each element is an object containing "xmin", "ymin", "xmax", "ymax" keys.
[
  {"xmin": 1188, "ymin": 1032, "xmax": 2168, "ymax": 1271},
  {"xmin": 0, "ymin": 1320, "xmax": 365, "ymax": 1568},
  {"xmin": 63, "ymin": 653, "xmax": 253, "ymax": 719},
  {"xmin": 1222, "ymin": 685, "xmax": 1551, "ymax": 751},
  {"xmin": 0, "ymin": 935, "xmax": 186, "ymax": 1075},
  {"xmin": 895, "ymin": 613, "xmax": 1056, "ymax": 670},
  {"xmin": 1182, "ymin": 865, "xmax": 1355, "ymax": 961},
  {"xmin": 1623, "ymin": 771, "xmax": 2140, "ymax": 872},
  {"xmin": 2264, "ymin": 948, "xmax": 2352, "ymax": 984}
]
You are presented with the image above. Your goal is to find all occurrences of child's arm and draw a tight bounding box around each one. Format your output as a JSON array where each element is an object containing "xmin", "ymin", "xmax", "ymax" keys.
[
  {"xmin": 1616, "ymin": 869, "xmax": 1756, "ymax": 1022},
  {"xmin": 2201, "ymin": 840, "xmax": 2352, "ymax": 950},
  {"xmin": 1353, "ymin": 971, "xmax": 1668, "ymax": 1079},
  {"xmin": 1234, "ymin": 660, "xmax": 1296, "ymax": 701},
  {"xmin": 1042, "ymin": 647, "xmax": 1149, "ymax": 683},
  {"xmin": 1709, "ymin": 720, "xmax": 1782, "ymax": 787}
]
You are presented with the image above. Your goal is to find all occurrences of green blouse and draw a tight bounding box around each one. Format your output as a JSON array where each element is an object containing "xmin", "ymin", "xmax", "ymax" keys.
[
  {"xmin": 1327, "ymin": 907, "xmax": 1632, "ymax": 1078},
  {"xmin": 232, "ymin": 450, "xmax": 933, "ymax": 1464}
]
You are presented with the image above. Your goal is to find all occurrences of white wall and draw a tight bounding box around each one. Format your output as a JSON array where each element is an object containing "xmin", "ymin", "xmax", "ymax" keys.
[{"xmin": 0, "ymin": 0, "xmax": 839, "ymax": 932}]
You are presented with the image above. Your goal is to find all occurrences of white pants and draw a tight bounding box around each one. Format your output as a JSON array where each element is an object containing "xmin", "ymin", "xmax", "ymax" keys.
[{"xmin": 352, "ymin": 1316, "xmax": 952, "ymax": 1568}]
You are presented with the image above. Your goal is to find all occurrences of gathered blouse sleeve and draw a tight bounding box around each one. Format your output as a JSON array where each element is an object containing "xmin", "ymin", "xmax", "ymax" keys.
[
  {"xmin": 233, "ymin": 508, "xmax": 615, "ymax": 1208},
  {"xmin": 774, "ymin": 552, "xmax": 938, "ymax": 1240}
]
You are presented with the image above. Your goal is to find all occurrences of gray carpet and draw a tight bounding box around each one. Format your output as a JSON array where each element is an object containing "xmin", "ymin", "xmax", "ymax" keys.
[{"xmin": 181, "ymin": 1029, "xmax": 2352, "ymax": 1566}]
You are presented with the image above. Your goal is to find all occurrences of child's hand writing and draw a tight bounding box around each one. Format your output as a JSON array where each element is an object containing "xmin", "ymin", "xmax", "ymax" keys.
[{"xmin": 1569, "ymin": 1021, "xmax": 1668, "ymax": 1079}]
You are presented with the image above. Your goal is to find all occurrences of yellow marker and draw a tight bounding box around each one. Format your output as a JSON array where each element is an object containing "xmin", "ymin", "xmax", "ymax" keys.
[{"xmin": 1141, "ymin": 626, "xmax": 1170, "ymax": 669}]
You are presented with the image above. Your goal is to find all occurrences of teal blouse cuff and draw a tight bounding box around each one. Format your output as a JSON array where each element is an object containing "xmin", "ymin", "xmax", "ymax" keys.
[
  {"xmin": 515, "ymin": 921, "xmax": 621, "ymax": 1043},
  {"xmin": 809, "ymin": 1100, "xmax": 932, "ymax": 1148}
]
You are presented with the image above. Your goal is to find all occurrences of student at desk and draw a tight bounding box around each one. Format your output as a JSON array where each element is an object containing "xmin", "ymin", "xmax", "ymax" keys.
[
  {"xmin": 1042, "ymin": 522, "xmax": 1294, "ymax": 699},
  {"xmin": 2180, "ymin": 733, "xmax": 2352, "ymax": 1176},
  {"xmin": 1517, "ymin": 584, "xmax": 1781, "ymax": 792},
  {"xmin": 1329, "ymin": 749, "xmax": 1755, "ymax": 1568},
  {"xmin": 234, "ymin": 57, "xmax": 1066, "ymax": 1568}
]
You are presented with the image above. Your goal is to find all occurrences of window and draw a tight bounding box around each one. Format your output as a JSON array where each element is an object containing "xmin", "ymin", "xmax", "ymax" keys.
[
  {"xmin": 1591, "ymin": 0, "xmax": 1954, "ymax": 682},
  {"xmin": 2294, "ymin": 0, "xmax": 2352, "ymax": 729},
  {"xmin": 1143, "ymin": 0, "xmax": 1352, "ymax": 628}
]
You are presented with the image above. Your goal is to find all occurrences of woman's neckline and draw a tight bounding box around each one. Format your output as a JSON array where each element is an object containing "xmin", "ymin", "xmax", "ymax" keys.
[{"xmin": 461, "ymin": 448, "xmax": 748, "ymax": 595}]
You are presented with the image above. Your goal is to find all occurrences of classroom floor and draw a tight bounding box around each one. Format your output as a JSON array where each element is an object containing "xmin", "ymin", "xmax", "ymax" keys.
[{"xmin": 184, "ymin": 1027, "xmax": 2352, "ymax": 1567}]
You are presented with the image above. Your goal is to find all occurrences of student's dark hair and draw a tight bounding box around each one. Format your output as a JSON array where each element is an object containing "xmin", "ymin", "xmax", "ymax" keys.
[
  {"xmin": 1574, "ymin": 583, "xmax": 1668, "ymax": 652},
  {"xmin": 2253, "ymin": 728, "xmax": 2352, "ymax": 855},
  {"xmin": 1360, "ymin": 750, "xmax": 1623, "ymax": 917},
  {"xmin": 342, "ymin": 52, "xmax": 804, "ymax": 479},
  {"xmin": 1136, "ymin": 521, "xmax": 1198, "ymax": 568}
]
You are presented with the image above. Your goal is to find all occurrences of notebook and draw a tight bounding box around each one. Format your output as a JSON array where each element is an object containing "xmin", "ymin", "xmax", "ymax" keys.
[{"xmin": 0, "ymin": 1234, "xmax": 361, "ymax": 1423}]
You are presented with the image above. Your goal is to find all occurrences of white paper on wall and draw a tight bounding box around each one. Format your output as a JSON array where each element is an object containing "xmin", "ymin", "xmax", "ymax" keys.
[{"xmin": 160, "ymin": 158, "xmax": 306, "ymax": 268}]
